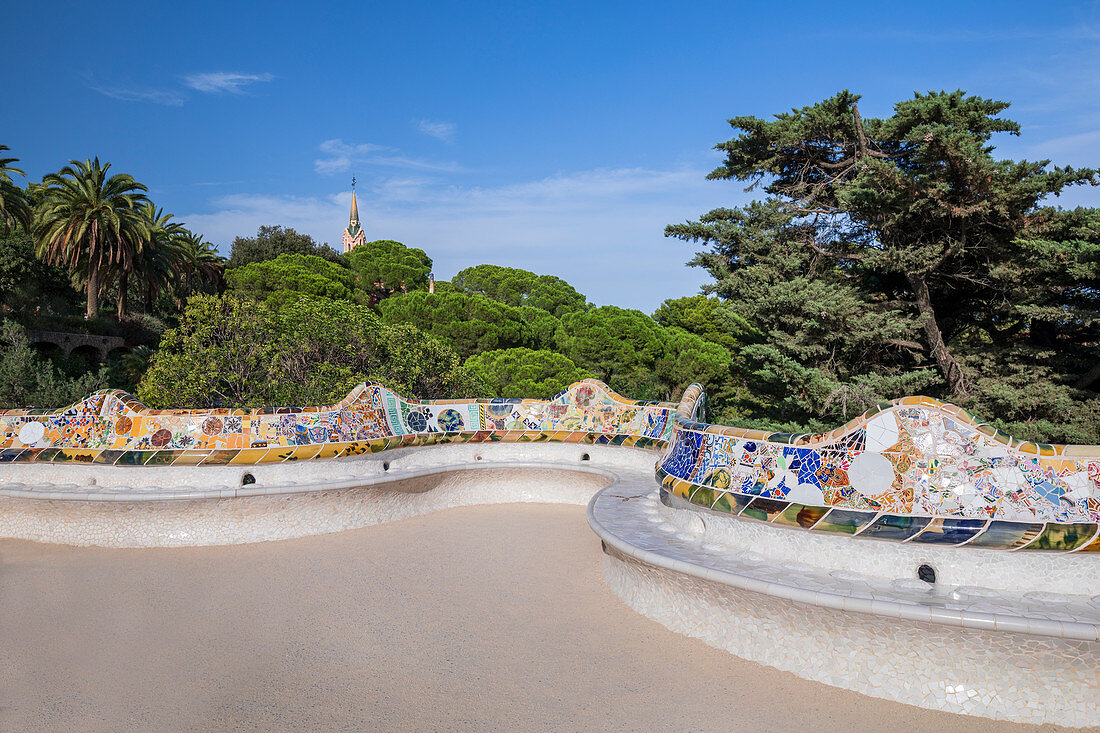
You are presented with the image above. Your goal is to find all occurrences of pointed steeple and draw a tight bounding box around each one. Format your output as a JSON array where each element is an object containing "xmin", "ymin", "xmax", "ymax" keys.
[
  {"xmin": 342, "ymin": 180, "xmax": 367, "ymax": 253},
  {"xmin": 349, "ymin": 190, "xmax": 360, "ymax": 225}
]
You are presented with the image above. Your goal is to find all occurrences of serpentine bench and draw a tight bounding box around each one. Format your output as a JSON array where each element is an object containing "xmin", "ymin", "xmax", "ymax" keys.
[{"xmin": 0, "ymin": 380, "xmax": 1096, "ymax": 726}]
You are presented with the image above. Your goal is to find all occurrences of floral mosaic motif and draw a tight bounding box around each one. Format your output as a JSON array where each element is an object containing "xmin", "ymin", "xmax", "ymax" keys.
[
  {"xmin": 0, "ymin": 380, "xmax": 675, "ymax": 467},
  {"xmin": 659, "ymin": 390, "xmax": 1100, "ymax": 551}
]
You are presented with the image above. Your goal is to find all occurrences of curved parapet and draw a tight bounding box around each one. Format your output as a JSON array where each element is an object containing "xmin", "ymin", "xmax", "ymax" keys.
[
  {"xmin": 660, "ymin": 389, "xmax": 1100, "ymax": 552},
  {"xmin": 1, "ymin": 379, "xmax": 1097, "ymax": 725},
  {"xmin": 1, "ymin": 379, "xmax": 1098, "ymax": 547},
  {"xmin": 0, "ymin": 379, "xmax": 676, "ymax": 467}
]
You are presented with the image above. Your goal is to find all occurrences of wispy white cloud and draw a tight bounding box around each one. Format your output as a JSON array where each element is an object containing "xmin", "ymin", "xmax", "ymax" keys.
[
  {"xmin": 314, "ymin": 140, "xmax": 387, "ymax": 175},
  {"xmin": 89, "ymin": 84, "xmax": 186, "ymax": 107},
  {"xmin": 417, "ymin": 119, "xmax": 456, "ymax": 142},
  {"xmin": 181, "ymin": 166, "xmax": 742, "ymax": 311},
  {"xmin": 88, "ymin": 71, "xmax": 273, "ymax": 105},
  {"xmin": 183, "ymin": 72, "xmax": 274, "ymax": 94},
  {"xmin": 313, "ymin": 139, "xmax": 461, "ymax": 175}
]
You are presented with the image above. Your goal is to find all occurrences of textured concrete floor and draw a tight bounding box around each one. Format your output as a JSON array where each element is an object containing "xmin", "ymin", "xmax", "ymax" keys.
[{"xmin": 0, "ymin": 504, "xmax": 1058, "ymax": 732}]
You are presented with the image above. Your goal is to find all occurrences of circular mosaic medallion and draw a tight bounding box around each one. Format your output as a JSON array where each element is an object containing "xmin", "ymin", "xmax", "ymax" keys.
[
  {"xmin": 406, "ymin": 411, "xmax": 427, "ymax": 432},
  {"xmin": 18, "ymin": 421, "xmax": 45, "ymax": 446},
  {"xmin": 574, "ymin": 385, "xmax": 595, "ymax": 407},
  {"xmin": 486, "ymin": 401, "xmax": 512, "ymax": 418},
  {"xmin": 114, "ymin": 417, "xmax": 132, "ymax": 435},
  {"xmin": 437, "ymin": 408, "xmax": 464, "ymax": 432},
  {"xmin": 548, "ymin": 403, "xmax": 567, "ymax": 419},
  {"xmin": 201, "ymin": 416, "xmax": 224, "ymax": 436},
  {"xmin": 151, "ymin": 428, "xmax": 172, "ymax": 448}
]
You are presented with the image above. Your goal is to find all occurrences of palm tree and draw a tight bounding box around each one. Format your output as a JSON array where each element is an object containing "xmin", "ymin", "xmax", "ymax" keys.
[
  {"xmin": 132, "ymin": 203, "xmax": 187, "ymax": 315},
  {"xmin": 174, "ymin": 231, "xmax": 225, "ymax": 302},
  {"xmin": 0, "ymin": 144, "xmax": 32, "ymax": 231},
  {"xmin": 34, "ymin": 158, "xmax": 150, "ymax": 318},
  {"xmin": 120, "ymin": 344, "xmax": 154, "ymax": 385}
]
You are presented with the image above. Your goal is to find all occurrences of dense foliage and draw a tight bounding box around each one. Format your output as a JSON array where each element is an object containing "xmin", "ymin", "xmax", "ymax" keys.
[
  {"xmin": 667, "ymin": 90, "xmax": 1100, "ymax": 441},
  {"xmin": 555, "ymin": 306, "xmax": 734, "ymax": 403},
  {"xmin": 226, "ymin": 225, "xmax": 340, "ymax": 268},
  {"xmin": 464, "ymin": 348, "xmax": 590, "ymax": 398},
  {"xmin": 226, "ymin": 253, "xmax": 361, "ymax": 308},
  {"xmin": 139, "ymin": 294, "xmax": 481, "ymax": 407},
  {"xmin": 345, "ymin": 239, "xmax": 433, "ymax": 302},
  {"xmin": 451, "ymin": 264, "xmax": 588, "ymax": 316},
  {"xmin": 377, "ymin": 291, "xmax": 547, "ymax": 358},
  {"xmin": 0, "ymin": 231, "xmax": 78, "ymax": 313},
  {"xmin": 0, "ymin": 320, "xmax": 109, "ymax": 408}
]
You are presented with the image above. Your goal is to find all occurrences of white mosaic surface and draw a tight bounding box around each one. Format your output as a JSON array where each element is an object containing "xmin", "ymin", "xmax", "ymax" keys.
[
  {"xmin": 659, "ymin": 496, "xmax": 1099, "ymax": 596},
  {"xmin": 602, "ymin": 551, "xmax": 1099, "ymax": 727},
  {"xmin": 589, "ymin": 484, "xmax": 1100, "ymax": 641},
  {"xmin": 0, "ymin": 444, "xmax": 640, "ymax": 546},
  {"xmin": 0, "ymin": 442, "xmax": 645, "ymax": 501},
  {"xmin": 588, "ymin": 482, "xmax": 1100, "ymax": 724},
  {"xmin": 3, "ymin": 437, "xmax": 1097, "ymax": 725}
]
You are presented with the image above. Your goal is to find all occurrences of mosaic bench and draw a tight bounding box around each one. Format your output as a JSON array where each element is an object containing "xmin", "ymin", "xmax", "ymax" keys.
[
  {"xmin": 659, "ymin": 385, "xmax": 1100, "ymax": 554},
  {"xmin": 0, "ymin": 379, "xmax": 1097, "ymax": 726}
]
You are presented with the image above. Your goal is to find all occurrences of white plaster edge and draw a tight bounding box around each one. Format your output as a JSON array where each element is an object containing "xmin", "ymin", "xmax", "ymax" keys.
[
  {"xmin": 586, "ymin": 489, "xmax": 1100, "ymax": 643},
  {"xmin": 599, "ymin": 549, "xmax": 1099, "ymax": 728}
]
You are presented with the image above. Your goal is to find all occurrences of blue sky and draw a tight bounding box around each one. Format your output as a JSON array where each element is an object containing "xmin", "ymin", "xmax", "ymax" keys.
[{"xmin": 6, "ymin": 0, "xmax": 1100, "ymax": 311}]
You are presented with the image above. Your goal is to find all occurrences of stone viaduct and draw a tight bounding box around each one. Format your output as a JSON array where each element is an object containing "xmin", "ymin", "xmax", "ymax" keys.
[{"xmin": 27, "ymin": 330, "xmax": 128, "ymax": 362}]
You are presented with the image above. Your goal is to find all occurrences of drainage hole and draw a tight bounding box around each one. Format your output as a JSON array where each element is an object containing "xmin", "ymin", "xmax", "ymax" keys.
[
  {"xmin": 382, "ymin": 461, "xmax": 390, "ymax": 472},
  {"xmin": 241, "ymin": 473, "xmax": 255, "ymax": 486},
  {"xmin": 475, "ymin": 455, "xmax": 483, "ymax": 461},
  {"xmin": 917, "ymin": 564, "xmax": 936, "ymax": 584},
  {"xmin": 580, "ymin": 453, "xmax": 591, "ymax": 461}
]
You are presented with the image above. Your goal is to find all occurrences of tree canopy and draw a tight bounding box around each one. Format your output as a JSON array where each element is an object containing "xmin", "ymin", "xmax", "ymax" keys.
[
  {"xmin": 0, "ymin": 145, "xmax": 32, "ymax": 231},
  {"xmin": 555, "ymin": 306, "xmax": 732, "ymax": 402},
  {"xmin": 226, "ymin": 225, "xmax": 340, "ymax": 269},
  {"xmin": 464, "ymin": 348, "xmax": 590, "ymax": 398},
  {"xmin": 34, "ymin": 157, "xmax": 151, "ymax": 318},
  {"xmin": 667, "ymin": 90, "xmax": 1100, "ymax": 441},
  {"xmin": 139, "ymin": 294, "xmax": 479, "ymax": 407},
  {"xmin": 377, "ymin": 291, "xmax": 545, "ymax": 359},
  {"xmin": 652, "ymin": 295, "xmax": 755, "ymax": 352},
  {"xmin": 345, "ymin": 239, "xmax": 433, "ymax": 302},
  {"xmin": 451, "ymin": 264, "xmax": 588, "ymax": 316},
  {"xmin": 226, "ymin": 253, "xmax": 360, "ymax": 309}
]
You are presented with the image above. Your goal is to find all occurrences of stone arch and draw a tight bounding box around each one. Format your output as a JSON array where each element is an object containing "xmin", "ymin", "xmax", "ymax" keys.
[
  {"xmin": 69, "ymin": 344, "xmax": 104, "ymax": 365},
  {"xmin": 31, "ymin": 341, "xmax": 64, "ymax": 359}
]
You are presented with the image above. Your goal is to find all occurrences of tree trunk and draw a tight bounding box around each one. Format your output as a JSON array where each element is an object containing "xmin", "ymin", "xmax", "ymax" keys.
[
  {"xmin": 86, "ymin": 263, "xmax": 99, "ymax": 319},
  {"xmin": 117, "ymin": 270, "xmax": 128, "ymax": 320},
  {"xmin": 1075, "ymin": 361, "xmax": 1100, "ymax": 391},
  {"xmin": 908, "ymin": 273, "xmax": 968, "ymax": 398},
  {"xmin": 853, "ymin": 102, "xmax": 869, "ymax": 158}
]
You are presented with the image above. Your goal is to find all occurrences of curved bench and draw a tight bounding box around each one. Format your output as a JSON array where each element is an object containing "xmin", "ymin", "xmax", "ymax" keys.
[
  {"xmin": 589, "ymin": 483, "xmax": 1098, "ymax": 726},
  {"xmin": 0, "ymin": 442, "xmax": 639, "ymax": 546},
  {"xmin": 1, "ymin": 379, "xmax": 1097, "ymax": 726}
]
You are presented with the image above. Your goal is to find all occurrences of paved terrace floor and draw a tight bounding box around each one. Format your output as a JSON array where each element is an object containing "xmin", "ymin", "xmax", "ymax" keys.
[{"xmin": 0, "ymin": 504, "xmax": 1052, "ymax": 732}]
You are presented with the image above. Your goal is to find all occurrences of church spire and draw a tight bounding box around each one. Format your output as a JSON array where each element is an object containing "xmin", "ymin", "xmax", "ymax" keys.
[
  {"xmin": 349, "ymin": 175, "xmax": 359, "ymax": 224},
  {"xmin": 342, "ymin": 177, "xmax": 367, "ymax": 253},
  {"xmin": 349, "ymin": 190, "xmax": 360, "ymax": 225}
]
